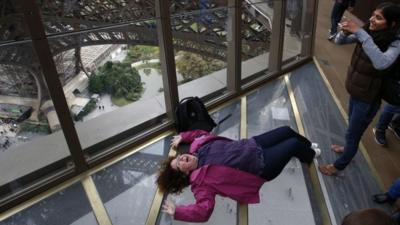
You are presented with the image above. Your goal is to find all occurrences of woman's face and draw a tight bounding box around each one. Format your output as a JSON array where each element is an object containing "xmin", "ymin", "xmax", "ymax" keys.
[
  {"xmin": 170, "ymin": 154, "xmax": 198, "ymax": 175},
  {"xmin": 369, "ymin": 9, "xmax": 388, "ymax": 31}
]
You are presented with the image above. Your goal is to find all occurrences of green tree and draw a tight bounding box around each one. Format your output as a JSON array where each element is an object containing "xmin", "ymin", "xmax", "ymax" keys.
[
  {"xmin": 88, "ymin": 61, "xmax": 143, "ymax": 102},
  {"xmin": 88, "ymin": 73, "xmax": 104, "ymax": 93}
]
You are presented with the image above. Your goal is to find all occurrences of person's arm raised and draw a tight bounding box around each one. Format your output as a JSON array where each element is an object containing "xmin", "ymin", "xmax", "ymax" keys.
[
  {"xmin": 171, "ymin": 135, "xmax": 182, "ymax": 149},
  {"xmin": 162, "ymin": 198, "xmax": 176, "ymax": 216},
  {"xmin": 355, "ymin": 29, "xmax": 400, "ymax": 70},
  {"xmin": 333, "ymin": 19, "xmax": 358, "ymax": 44},
  {"xmin": 174, "ymin": 188, "xmax": 216, "ymax": 222}
]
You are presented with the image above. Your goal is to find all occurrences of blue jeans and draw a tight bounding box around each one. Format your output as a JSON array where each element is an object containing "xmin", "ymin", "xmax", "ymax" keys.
[
  {"xmin": 253, "ymin": 126, "xmax": 315, "ymax": 181},
  {"xmin": 388, "ymin": 178, "xmax": 400, "ymax": 199},
  {"xmin": 330, "ymin": 2, "xmax": 347, "ymax": 35},
  {"xmin": 334, "ymin": 97, "xmax": 381, "ymax": 170},
  {"xmin": 376, "ymin": 104, "xmax": 400, "ymax": 131}
]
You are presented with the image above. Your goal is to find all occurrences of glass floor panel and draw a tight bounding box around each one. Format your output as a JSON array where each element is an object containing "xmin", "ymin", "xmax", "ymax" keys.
[
  {"xmin": 0, "ymin": 182, "xmax": 97, "ymax": 225},
  {"xmin": 92, "ymin": 139, "xmax": 170, "ymax": 225},
  {"xmin": 289, "ymin": 63, "xmax": 390, "ymax": 224},
  {"xmin": 247, "ymin": 78, "xmax": 316, "ymax": 225}
]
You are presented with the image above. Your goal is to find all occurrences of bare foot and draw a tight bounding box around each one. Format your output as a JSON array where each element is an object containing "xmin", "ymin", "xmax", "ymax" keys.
[
  {"xmin": 331, "ymin": 144, "xmax": 344, "ymax": 153},
  {"xmin": 319, "ymin": 164, "xmax": 338, "ymax": 176}
]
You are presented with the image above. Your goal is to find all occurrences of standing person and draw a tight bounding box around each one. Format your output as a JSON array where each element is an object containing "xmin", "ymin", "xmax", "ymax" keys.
[
  {"xmin": 328, "ymin": 0, "xmax": 356, "ymax": 40},
  {"xmin": 287, "ymin": 0, "xmax": 303, "ymax": 37},
  {"xmin": 373, "ymin": 107, "xmax": 400, "ymax": 146},
  {"xmin": 157, "ymin": 126, "xmax": 320, "ymax": 222},
  {"xmin": 319, "ymin": 2, "xmax": 400, "ymax": 176}
]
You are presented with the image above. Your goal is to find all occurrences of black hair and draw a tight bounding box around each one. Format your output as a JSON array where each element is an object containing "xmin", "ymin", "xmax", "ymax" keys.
[
  {"xmin": 156, "ymin": 156, "xmax": 190, "ymax": 194},
  {"xmin": 363, "ymin": 2, "xmax": 400, "ymax": 51}
]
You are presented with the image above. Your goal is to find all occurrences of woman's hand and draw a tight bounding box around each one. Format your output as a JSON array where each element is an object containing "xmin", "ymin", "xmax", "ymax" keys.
[
  {"xmin": 171, "ymin": 135, "xmax": 182, "ymax": 148},
  {"xmin": 340, "ymin": 20, "xmax": 360, "ymax": 34},
  {"xmin": 162, "ymin": 199, "xmax": 176, "ymax": 216}
]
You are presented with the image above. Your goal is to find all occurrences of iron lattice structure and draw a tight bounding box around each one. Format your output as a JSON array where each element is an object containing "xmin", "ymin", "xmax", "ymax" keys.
[{"xmin": 0, "ymin": 0, "xmax": 270, "ymax": 99}]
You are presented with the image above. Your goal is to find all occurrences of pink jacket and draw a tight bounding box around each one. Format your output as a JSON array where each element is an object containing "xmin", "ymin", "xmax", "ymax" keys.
[{"xmin": 174, "ymin": 130, "xmax": 266, "ymax": 222}]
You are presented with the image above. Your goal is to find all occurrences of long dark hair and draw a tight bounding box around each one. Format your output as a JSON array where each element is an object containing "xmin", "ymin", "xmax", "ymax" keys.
[
  {"xmin": 363, "ymin": 2, "xmax": 400, "ymax": 51},
  {"xmin": 156, "ymin": 156, "xmax": 190, "ymax": 194}
]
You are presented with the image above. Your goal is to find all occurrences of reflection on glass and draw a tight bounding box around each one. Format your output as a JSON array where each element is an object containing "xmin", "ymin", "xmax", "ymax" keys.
[
  {"xmin": 0, "ymin": 1, "xmax": 30, "ymax": 43},
  {"xmin": 48, "ymin": 21, "xmax": 165, "ymax": 149},
  {"xmin": 170, "ymin": 3, "xmax": 228, "ymax": 100},
  {"xmin": 92, "ymin": 138, "xmax": 170, "ymax": 225},
  {"xmin": 0, "ymin": 182, "xmax": 98, "ymax": 225},
  {"xmin": 241, "ymin": 0, "xmax": 272, "ymax": 80},
  {"xmin": 0, "ymin": 42, "xmax": 70, "ymax": 198},
  {"xmin": 282, "ymin": 0, "xmax": 303, "ymax": 61}
]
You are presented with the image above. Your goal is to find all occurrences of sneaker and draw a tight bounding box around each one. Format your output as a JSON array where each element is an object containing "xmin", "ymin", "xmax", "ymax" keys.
[
  {"xmin": 372, "ymin": 193, "xmax": 396, "ymax": 204},
  {"xmin": 311, "ymin": 143, "xmax": 321, "ymax": 158},
  {"xmin": 373, "ymin": 128, "xmax": 387, "ymax": 146},
  {"xmin": 388, "ymin": 123, "xmax": 400, "ymax": 140},
  {"xmin": 328, "ymin": 32, "xmax": 337, "ymax": 41}
]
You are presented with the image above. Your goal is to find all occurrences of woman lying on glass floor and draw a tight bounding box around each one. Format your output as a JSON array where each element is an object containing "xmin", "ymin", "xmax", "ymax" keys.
[{"xmin": 156, "ymin": 126, "xmax": 320, "ymax": 222}]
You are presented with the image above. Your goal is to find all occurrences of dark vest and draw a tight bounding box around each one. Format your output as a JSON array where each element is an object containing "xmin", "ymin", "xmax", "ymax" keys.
[
  {"xmin": 345, "ymin": 43, "xmax": 383, "ymax": 103},
  {"xmin": 387, "ymin": 57, "xmax": 400, "ymax": 80},
  {"xmin": 336, "ymin": 0, "xmax": 355, "ymax": 7}
]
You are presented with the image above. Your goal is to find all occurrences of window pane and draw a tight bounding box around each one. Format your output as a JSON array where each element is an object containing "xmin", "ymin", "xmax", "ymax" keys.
[
  {"xmin": 241, "ymin": 0, "xmax": 272, "ymax": 80},
  {"xmin": 282, "ymin": 0, "xmax": 303, "ymax": 61},
  {"xmin": 0, "ymin": 42, "xmax": 71, "ymax": 200},
  {"xmin": 0, "ymin": 1, "xmax": 31, "ymax": 43},
  {"xmin": 0, "ymin": 182, "xmax": 98, "ymax": 225},
  {"xmin": 47, "ymin": 20, "xmax": 166, "ymax": 149},
  {"xmin": 170, "ymin": 1, "xmax": 229, "ymax": 100}
]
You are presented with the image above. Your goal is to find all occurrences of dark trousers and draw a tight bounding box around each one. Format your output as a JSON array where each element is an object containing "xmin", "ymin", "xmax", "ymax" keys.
[
  {"xmin": 376, "ymin": 104, "xmax": 400, "ymax": 131},
  {"xmin": 389, "ymin": 178, "xmax": 400, "ymax": 199},
  {"xmin": 330, "ymin": 2, "xmax": 347, "ymax": 35},
  {"xmin": 334, "ymin": 97, "xmax": 380, "ymax": 170},
  {"xmin": 253, "ymin": 126, "xmax": 315, "ymax": 181},
  {"xmin": 393, "ymin": 114, "xmax": 400, "ymax": 128}
]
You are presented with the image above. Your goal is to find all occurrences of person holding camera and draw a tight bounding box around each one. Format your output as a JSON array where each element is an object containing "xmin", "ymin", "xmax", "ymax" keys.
[{"xmin": 319, "ymin": 2, "xmax": 400, "ymax": 175}]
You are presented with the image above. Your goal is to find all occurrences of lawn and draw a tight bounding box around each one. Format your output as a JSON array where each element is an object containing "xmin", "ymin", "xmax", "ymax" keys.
[{"xmin": 111, "ymin": 96, "xmax": 132, "ymax": 106}]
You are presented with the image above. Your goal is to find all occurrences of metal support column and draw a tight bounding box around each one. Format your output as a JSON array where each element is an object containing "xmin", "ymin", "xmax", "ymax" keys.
[
  {"xmin": 268, "ymin": 0, "xmax": 286, "ymax": 73},
  {"xmin": 17, "ymin": 0, "xmax": 87, "ymax": 172},
  {"xmin": 155, "ymin": 0, "xmax": 179, "ymax": 121},
  {"xmin": 227, "ymin": 0, "xmax": 242, "ymax": 93}
]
